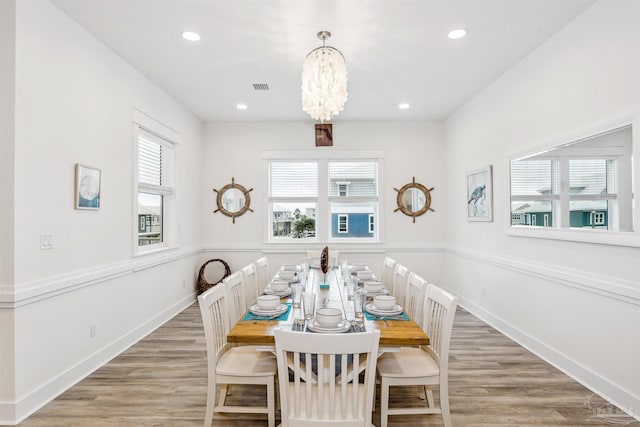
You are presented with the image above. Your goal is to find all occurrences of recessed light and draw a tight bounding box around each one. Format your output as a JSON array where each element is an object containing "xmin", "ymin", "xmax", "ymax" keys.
[
  {"xmin": 398, "ymin": 103, "xmax": 411, "ymax": 110},
  {"xmin": 181, "ymin": 31, "xmax": 201, "ymax": 42},
  {"xmin": 236, "ymin": 103, "xmax": 248, "ymax": 110},
  {"xmin": 448, "ymin": 29, "xmax": 467, "ymax": 40}
]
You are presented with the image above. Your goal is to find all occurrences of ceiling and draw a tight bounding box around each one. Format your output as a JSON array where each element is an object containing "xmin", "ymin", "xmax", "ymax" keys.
[{"xmin": 52, "ymin": 0, "xmax": 595, "ymax": 123}]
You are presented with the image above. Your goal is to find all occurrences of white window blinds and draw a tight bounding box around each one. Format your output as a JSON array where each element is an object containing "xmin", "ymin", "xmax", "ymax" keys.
[
  {"xmin": 511, "ymin": 160, "xmax": 553, "ymax": 196},
  {"xmin": 269, "ymin": 161, "xmax": 318, "ymax": 198}
]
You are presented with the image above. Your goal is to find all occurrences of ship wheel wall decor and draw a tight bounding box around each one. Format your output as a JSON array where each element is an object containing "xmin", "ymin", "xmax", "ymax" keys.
[
  {"xmin": 394, "ymin": 177, "xmax": 434, "ymax": 223},
  {"xmin": 213, "ymin": 177, "xmax": 253, "ymax": 223}
]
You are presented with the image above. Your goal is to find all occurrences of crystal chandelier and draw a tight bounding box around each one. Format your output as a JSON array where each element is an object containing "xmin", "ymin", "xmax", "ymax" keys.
[{"xmin": 301, "ymin": 31, "xmax": 348, "ymax": 122}]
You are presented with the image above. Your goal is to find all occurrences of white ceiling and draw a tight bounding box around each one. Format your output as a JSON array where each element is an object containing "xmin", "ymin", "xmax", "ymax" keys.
[{"xmin": 52, "ymin": 0, "xmax": 595, "ymax": 123}]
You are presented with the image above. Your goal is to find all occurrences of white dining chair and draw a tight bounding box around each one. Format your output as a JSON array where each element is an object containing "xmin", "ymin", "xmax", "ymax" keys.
[
  {"xmin": 255, "ymin": 256, "xmax": 271, "ymax": 295},
  {"xmin": 381, "ymin": 256, "xmax": 397, "ymax": 292},
  {"xmin": 198, "ymin": 283, "xmax": 277, "ymax": 427},
  {"xmin": 241, "ymin": 262, "xmax": 259, "ymax": 309},
  {"xmin": 377, "ymin": 284, "xmax": 459, "ymax": 427},
  {"xmin": 391, "ymin": 263, "xmax": 410, "ymax": 307},
  {"xmin": 404, "ymin": 272, "xmax": 427, "ymax": 327},
  {"xmin": 222, "ymin": 271, "xmax": 246, "ymax": 324},
  {"xmin": 274, "ymin": 328, "xmax": 380, "ymax": 427}
]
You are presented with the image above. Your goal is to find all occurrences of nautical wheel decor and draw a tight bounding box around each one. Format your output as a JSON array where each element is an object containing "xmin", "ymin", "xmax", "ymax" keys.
[
  {"xmin": 213, "ymin": 177, "xmax": 253, "ymax": 223},
  {"xmin": 394, "ymin": 177, "xmax": 434, "ymax": 223}
]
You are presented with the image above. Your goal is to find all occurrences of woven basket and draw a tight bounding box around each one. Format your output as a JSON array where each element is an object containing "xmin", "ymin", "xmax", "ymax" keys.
[{"xmin": 197, "ymin": 258, "xmax": 231, "ymax": 295}]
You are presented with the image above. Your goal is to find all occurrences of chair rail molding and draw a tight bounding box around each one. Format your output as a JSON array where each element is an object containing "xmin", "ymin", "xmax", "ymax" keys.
[
  {"xmin": 447, "ymin": 246, "xmax": 640, "ymax": 306},
  {"xmin": 0, "ymin": 246, "xmax": 204, "ymax": 308}
]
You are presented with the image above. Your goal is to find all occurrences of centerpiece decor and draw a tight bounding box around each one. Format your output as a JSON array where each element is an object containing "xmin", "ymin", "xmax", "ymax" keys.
[{"xmin": 319, "ymin": 246, "xmax": 330, "ymax": 289}]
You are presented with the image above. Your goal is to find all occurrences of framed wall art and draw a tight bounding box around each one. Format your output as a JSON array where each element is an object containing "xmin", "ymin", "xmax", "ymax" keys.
[
  {"xmin": 466, "ymin": 165, "xmax": 492, "ymax": 221},
  {"xmin": 74, "ymin": 163, "xmax": 101, "ymax": 210}
]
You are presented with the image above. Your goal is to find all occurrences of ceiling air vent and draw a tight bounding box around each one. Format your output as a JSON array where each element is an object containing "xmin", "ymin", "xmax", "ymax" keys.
[{"xmin": 252, "ymin": 83, "xmax": 270, "ymax": 91}]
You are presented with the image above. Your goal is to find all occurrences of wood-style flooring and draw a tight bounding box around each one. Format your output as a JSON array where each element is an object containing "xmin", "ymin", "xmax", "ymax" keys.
[{"xmin": 12, "ymin": 303, "xmax": 635, "ymax": 427}]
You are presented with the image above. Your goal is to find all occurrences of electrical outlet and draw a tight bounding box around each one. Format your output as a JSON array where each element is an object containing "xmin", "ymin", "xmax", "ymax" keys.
[
  {"xmin": 40, "ymin": 233, "xmax": 54, "ymax": 250},
  {"xmin": 90, "ymin": 322, "xmax": 97, "ymax": 338}
]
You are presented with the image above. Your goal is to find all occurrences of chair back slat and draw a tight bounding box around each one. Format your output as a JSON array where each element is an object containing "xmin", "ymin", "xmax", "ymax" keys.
[
  {"xmin": 422, "ymin": 284, "xmax": 459, "ymax": 367},
  {"xmin": 223, "ymin": 271, "xmax": 246, "ymax": 324},
  {"xmin": 392, "ymin": 263, "xmax": 411, "ymax": 306},
  {"xmin": 275, "ymin": 329, "xmax": 380, "ymax": 426},
  {"xmin": 241, "ymin": 262, "xmax": 259, "ymax": 309},
  {"xmin": 381, "ymin": 256, "xmax": 397, "ymax": 292},
  {"xmin": 197, "ymin": 283, "xmax": 229, "ymax": 377},
  {"xmin": 404, "ymin": 272, "xmax": 427, "ymax": 326},
  {"xmin": 255, "ymin": 256, "xmax": 270, "ymax": 295}
]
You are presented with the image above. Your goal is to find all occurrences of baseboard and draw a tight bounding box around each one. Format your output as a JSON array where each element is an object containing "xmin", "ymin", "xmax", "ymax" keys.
[
  {"xmin": 459, "ymin": 297, "xmax": 640, "ymax": 422},
  {"xmin": 8, "ymin": 293, "xmax": 195, "ymax": 425}
]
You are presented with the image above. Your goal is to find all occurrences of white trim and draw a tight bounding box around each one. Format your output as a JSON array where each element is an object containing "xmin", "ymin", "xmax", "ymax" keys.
[
  {"xmin": 458, "ymin": 297, "xmax": 640, "ymax": 422},
  {"xmin": 337, "ymin": 214, "xmax": 348, "ymax": 233},
  {"xmin": 3, "ymin": 293, "xmax": 195, "ymax": 425},
  {"xmin": 0, "ymin": 246, "xmax": 202, "ymax": 308},
  {"xmin": 447, "ymin": 246, "xmax": 640, "ymax": 307},
  {"xmin": 262, "ymin": 149, "xmax": 384, "ymax": 160}
]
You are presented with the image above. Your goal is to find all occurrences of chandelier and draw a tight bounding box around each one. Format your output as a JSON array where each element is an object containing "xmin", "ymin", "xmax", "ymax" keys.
[{"xmin": 301, "ymin": 31, "xmax": 348, "ymax": 122}]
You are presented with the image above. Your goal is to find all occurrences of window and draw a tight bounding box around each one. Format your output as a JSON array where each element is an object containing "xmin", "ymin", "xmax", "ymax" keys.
[
  {"xmin": 338, "ymin": 214, "xmax": 348, "ymax": 233},
  {"xmin": 136, "ymin": 127, "xmax": 175, "ymax": 250},
  {"xmin": 329, "ymin": 161, "xmax": 378, "ymax": 239},
  {"xmin": 266, "ymin": 152, "xmax": 381, "ymax": 242},
  {"xmin": 269, "ymin": 161, "xmax": 318, "ymax": 239},
  {"xmin": 509, "ymin": 122, "xmax": 638, "ymax": 246}
]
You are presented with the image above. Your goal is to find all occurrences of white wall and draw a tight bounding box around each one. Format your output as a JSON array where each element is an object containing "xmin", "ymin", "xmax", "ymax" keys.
[
  {"xmin": 0, "ymin": 0, "xmax": 18, "ymax": 421},
  {"xmin": 202, "ymin": 121, "xmax": 448, "ymax": 283},
  {"xmin": 445, "ymin": 0, "xmax": 640, "ymax": 416},
  {"xmin": 0, "ymin": 1, "xmax": 205, "ymax": 423}
]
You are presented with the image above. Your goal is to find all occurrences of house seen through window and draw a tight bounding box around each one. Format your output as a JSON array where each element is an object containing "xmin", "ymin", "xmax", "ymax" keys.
[
  {"xmin": 510, "ymin": 125, "xmax": 633, "ymax": 232},
  {"xmin": 268, "ymin": 158, "xmax": 379, "ymax": 241}
]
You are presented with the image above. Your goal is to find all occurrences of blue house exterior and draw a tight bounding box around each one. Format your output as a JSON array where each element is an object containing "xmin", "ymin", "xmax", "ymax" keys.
[{"xmin": 331, "ymin": 213, "xmax": 374, "ymax": 238}]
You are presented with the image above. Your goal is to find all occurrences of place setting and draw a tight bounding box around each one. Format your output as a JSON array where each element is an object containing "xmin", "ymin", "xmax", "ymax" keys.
[
  {"xmin": 305, "ymin": 307, "xmax": 352, "ymax": 333},
  {"xmin": 364, "ymin": 295, "xmax": 409, "ymax": 320},
  {"xmin": 245, "ymin": 295, "xmax": 291, "ymax": 320},
  {"xmin": 274, "ymin": 269, "xmax": 299, "ymax": 284},
  {"xmin": 263, "ymin": 279, "xmax": 292, "ymax": 297},
  {"xmin": 360, "ymin": 281, "xmax": 389, "ymax": 298}
]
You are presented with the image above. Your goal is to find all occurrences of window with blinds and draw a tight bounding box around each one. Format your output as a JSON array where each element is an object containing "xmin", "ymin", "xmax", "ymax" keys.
[
  {"xmin": 268, "ymin": 158, "xmax": 379, "ymax": 241},
  {"xmin": 136, "ymin": 128, "xmax": 175, "ymax": 248},
  {"xmin": 509, "ymin": 124, "xmax": 632, "ymax": 232},
  {"xmin": 269, "ymin": 161, "xmax": 318, "ymax": 239}
]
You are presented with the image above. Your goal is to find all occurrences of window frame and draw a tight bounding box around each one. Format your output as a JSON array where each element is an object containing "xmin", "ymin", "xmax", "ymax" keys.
[
  {"xmin": 263, "ymin": 150, "xmax": 384, "ymax": 244},
  {"xmin": 505, "ymin": 111, "xmax": 640, "ymax": 248},
  {"xmin": 133, "ymin": 110, "xmax": 179, "ymax": 256}
]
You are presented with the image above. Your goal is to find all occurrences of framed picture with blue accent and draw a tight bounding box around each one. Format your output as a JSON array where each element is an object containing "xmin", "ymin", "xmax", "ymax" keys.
[
  {"xmin": 466, "ymin": 165, "xmax": 492, "ymax": 221},
  {"xmin": 74, "ymin": 163, "xmax": 101, "ymax": 210}
]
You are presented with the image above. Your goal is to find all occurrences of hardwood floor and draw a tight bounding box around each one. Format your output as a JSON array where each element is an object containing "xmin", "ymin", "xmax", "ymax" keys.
[{"xmin": 13, "ymin": 303, "xmax": 633, "ymax": 427}]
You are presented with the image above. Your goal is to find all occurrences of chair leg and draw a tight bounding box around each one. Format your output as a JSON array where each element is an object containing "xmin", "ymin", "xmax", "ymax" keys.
[
  {"xmin": 204, "ymin": 374, "xmax": 216, "ymax": 427},
  {"xmin": 380, "ymin": 378, "xmax": 390, "ymax": 427},
  {"xmin": 218, "ymin": 384, "xmax": 228, "ymax": 407},
  {"xmin": 267, "ymin": 379, "xmax": 275, "ymax": 427},
  {"xmin": 426, "ymin": 386, "xmax": 435, "ymax": 407},
  {"xmin": 440, "ymin": 379, "xmax": 452, "ymax": 427}
]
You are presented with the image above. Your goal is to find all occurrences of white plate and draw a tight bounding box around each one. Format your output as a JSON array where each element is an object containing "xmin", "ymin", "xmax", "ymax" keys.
[
  {"xmin": 306, "ymin": 318, "xmax": 352, "ymax": 333},
  {"xmin": 362, "ymin": 288, "xmax": 389, "ymax": 297},
  {"xmin": 263, "ymin": 288, "xmax": 291, "ymax": 297},
  {"xmin": 275, "ymin": 276, "xmax": 299, "ymax": 284},
  {"xmin": 364, "ymin": 302, "xmax": 404, "ymax": 316},
  {"xmin": 249, "ymin": 303, "xmax": 287, "ymax": 316}
]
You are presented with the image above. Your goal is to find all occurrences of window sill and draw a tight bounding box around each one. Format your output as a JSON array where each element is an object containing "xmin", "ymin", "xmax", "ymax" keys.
[
  {"xmin": 133, "ymin": 244, "xmax": 178, "ymax": 258},
  {"xmin": 506, "ymin": 226, "xmax": 640, "ymax": 248}
]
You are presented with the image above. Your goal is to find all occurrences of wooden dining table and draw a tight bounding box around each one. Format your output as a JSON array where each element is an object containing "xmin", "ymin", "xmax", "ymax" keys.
[{"xmin": 227, "ymin": 265, "xmax": 429, "ymax": 347}]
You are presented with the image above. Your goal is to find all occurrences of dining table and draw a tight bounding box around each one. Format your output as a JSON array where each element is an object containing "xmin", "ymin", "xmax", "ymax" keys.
[{"xmin": 227, "ymin": 263, "xmax": 429, "ymax": 348}]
